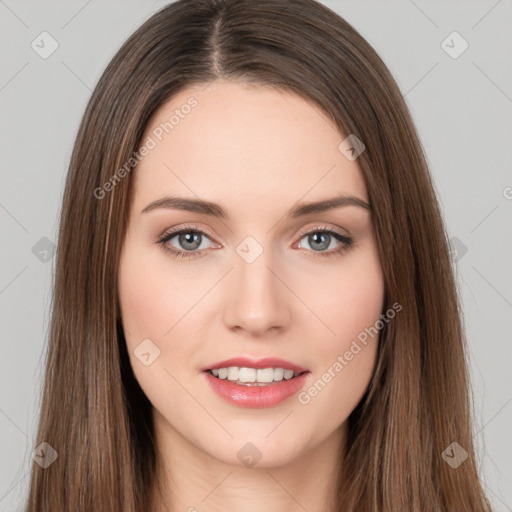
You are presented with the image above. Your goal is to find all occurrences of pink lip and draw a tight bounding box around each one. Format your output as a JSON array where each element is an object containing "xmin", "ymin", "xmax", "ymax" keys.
[
  {"xmin": 202, "ymin": 371, "xmax": 311, "ymax": 408},
  {"xmin": 201, "ymin": 357, "xmax": 308, "ymax": 373}
]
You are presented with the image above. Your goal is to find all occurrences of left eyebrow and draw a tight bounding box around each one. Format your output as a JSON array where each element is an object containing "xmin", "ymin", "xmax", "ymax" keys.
[
  {"xmin": 288, "ymin": 195, "xmax": 371, "ymax": 217},
  {"xmin": 140, "ymin": 194, "xmax": 371, "ymax": 218}
]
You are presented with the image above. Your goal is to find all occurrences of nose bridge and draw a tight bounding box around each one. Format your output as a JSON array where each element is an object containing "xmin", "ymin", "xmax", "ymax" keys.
[{"xmin": 223, "ymin": 237, "xmax": 290, "ymax": 334}]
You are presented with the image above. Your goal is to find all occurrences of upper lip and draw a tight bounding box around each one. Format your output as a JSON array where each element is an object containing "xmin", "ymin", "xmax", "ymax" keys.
[{"xmin": 202, "ymin": 357, "xmax": 309, "ymax": 373}]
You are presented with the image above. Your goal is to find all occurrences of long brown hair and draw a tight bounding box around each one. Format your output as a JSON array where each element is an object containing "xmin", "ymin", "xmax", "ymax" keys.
[{"xmin": 25, "ymin": 0, "xmax": 492, "ymax": 510}]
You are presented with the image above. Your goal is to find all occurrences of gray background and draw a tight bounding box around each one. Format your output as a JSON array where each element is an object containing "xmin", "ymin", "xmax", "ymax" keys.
[{"xmin": 1, "ymin": 0, "xmax": 511, "ymax": 510}]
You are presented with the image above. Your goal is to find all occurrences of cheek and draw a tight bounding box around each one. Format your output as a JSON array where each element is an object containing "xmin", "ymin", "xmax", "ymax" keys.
[
  {"xmin": 295, "ymin": 300, "xmax": 382, "ymax": 438},
  {"xmin": 118, "ymin": 246, "xmax": 185, "ymax": 342},
  {"xmin": 333, "ymin": 269, "xmax": 384, "ymax": 346},
  {"xmin": 118, "ymin": 241, "xmax": 210, "ymax": 396},
  {"xmin": 296, "ymin": 248, "xmax": 384, "ymax": 411},
  {"xmin": 300, "ymin": 247, "xmax": 385, "ymax": 357},
  {"xmin": 118, "ymin": 245, "xmax": 206, "ymax": 408}
]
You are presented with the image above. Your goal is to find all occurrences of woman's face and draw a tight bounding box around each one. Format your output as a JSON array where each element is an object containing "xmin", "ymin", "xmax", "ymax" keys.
[{"xmin": 118, "ymin": 80, "xmax": 384, "ymax": 467}]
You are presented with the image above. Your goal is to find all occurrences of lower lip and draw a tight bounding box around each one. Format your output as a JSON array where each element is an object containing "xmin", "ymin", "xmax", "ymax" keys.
[{"xmin": 202, "ymin": 371, "xmax": 310, "ymax": 408}]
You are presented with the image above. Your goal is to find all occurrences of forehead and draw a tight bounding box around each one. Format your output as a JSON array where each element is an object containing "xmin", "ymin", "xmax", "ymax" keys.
[{"xmin": 132, "ymin": 80, "xmax": 368, "ymax": 213}]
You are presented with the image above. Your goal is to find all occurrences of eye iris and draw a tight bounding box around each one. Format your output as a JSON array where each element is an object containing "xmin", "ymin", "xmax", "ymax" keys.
[
  {"xmin": 309, "ymin": 232, "xmax": 330, "ymax": 251},
  {"xmin": 178, "ymin": 232, "xmax": 201, "ymax": 250}
]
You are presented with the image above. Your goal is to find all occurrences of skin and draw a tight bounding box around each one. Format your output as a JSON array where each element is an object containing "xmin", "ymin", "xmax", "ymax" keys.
[{"xmin": 118, "ymin": 80, "xmax": 385, "ymax": 512}]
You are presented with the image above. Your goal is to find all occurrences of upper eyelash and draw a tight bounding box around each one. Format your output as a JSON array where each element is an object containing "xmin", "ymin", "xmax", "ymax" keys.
[{"xmin": 156, "ymin": 224, "xmax": 353, "ymax": 259}]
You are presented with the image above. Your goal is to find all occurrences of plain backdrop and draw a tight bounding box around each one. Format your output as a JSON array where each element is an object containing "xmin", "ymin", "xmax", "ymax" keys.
[{"xmin": 0, "ymin": 1, "xmax": 511, "ymax": 510}]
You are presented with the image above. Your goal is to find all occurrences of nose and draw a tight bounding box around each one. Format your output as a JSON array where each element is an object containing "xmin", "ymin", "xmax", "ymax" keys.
[{"xmin": 222, "ymin": 248, "xmax": 291, "ymax": 337}]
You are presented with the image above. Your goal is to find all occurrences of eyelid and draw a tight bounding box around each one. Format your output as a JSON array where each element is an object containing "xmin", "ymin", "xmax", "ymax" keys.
[
  {"xmin": 157, "ymin": 223, "xmax": 349, "ymax": 244},
  {"xmin": 294, "ymin": 223, "xmax": 350, "ymax": 240},
  {"xmin": 156, "ymin": 223, "xmax": 353, "ymax": 257},
  {"xmin": 157, "ymin": 223, "xmax": 218, "ymax": 243}
]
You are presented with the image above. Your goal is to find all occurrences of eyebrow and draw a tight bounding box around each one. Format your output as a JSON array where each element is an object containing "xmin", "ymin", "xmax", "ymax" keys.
[{"xmin": 141, "ymin": 194, "xmax": 371, "ymax": 218}]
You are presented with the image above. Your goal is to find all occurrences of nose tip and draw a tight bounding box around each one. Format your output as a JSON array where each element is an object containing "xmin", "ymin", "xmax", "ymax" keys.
[{"xmin": 222, "ymin": 255, "xmax": 290, "ymax": 336}]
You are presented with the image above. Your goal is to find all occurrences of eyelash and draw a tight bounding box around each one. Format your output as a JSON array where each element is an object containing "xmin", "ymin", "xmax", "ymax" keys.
[{"xmin": 156, "ymin": 224, "xmax": 354, "ymax": 260}]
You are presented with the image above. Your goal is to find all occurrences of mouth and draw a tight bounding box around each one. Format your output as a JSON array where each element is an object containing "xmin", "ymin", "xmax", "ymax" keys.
[
  {"xmin": 200, "ymin": 357, "xmax": 311, "ymax": 408},
  {"xmin": 201, "ymin": 356, "xmax": 309, "ymax": 386},
  {"xmin": 204, "ymin": 367, "xmax": 308, "ymax": 386}
]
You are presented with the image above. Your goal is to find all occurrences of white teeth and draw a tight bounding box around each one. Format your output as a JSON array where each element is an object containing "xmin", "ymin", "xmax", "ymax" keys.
[
  {"xmin": 227, "ymin": 367, "xmax": 239, "ymax": 381},
  {"xmin": 208, "ymin": 366, "xmax": 301, "ymax": 383},
  {"xmin": 256, "ymin": 368, "xmax": 274, "ymax": 383},
  {"xmin": 283, "ymin": 369, "xmax": 294, "ymax": 379},
  {"xmin": 238, "ymin": 367, "xmax": 256, "ymax": 382},
  {"xmin": 273, "ymin": 367, "xmax": 284, "ymax": 381}
]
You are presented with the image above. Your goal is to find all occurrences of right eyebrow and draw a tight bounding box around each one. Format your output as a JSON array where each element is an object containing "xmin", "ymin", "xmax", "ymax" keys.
[{"xmin": 141, "ymin": 196, "xmax": 228, "ymax": 217}]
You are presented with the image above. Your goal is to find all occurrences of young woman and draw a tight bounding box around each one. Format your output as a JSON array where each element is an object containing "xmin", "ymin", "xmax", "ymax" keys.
[{"xmin": 25, "ymin": 0, "xmax": 493, "ymax": 510}]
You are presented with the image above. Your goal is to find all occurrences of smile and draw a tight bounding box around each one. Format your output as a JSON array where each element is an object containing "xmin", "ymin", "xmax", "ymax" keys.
[
  {"xmin": 201, "ymin": 360, "xmax": 310, "ymax": 408},
  {"xmin": 206, "ymin": 366, "xmax": 303, "ymax": 385}
]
